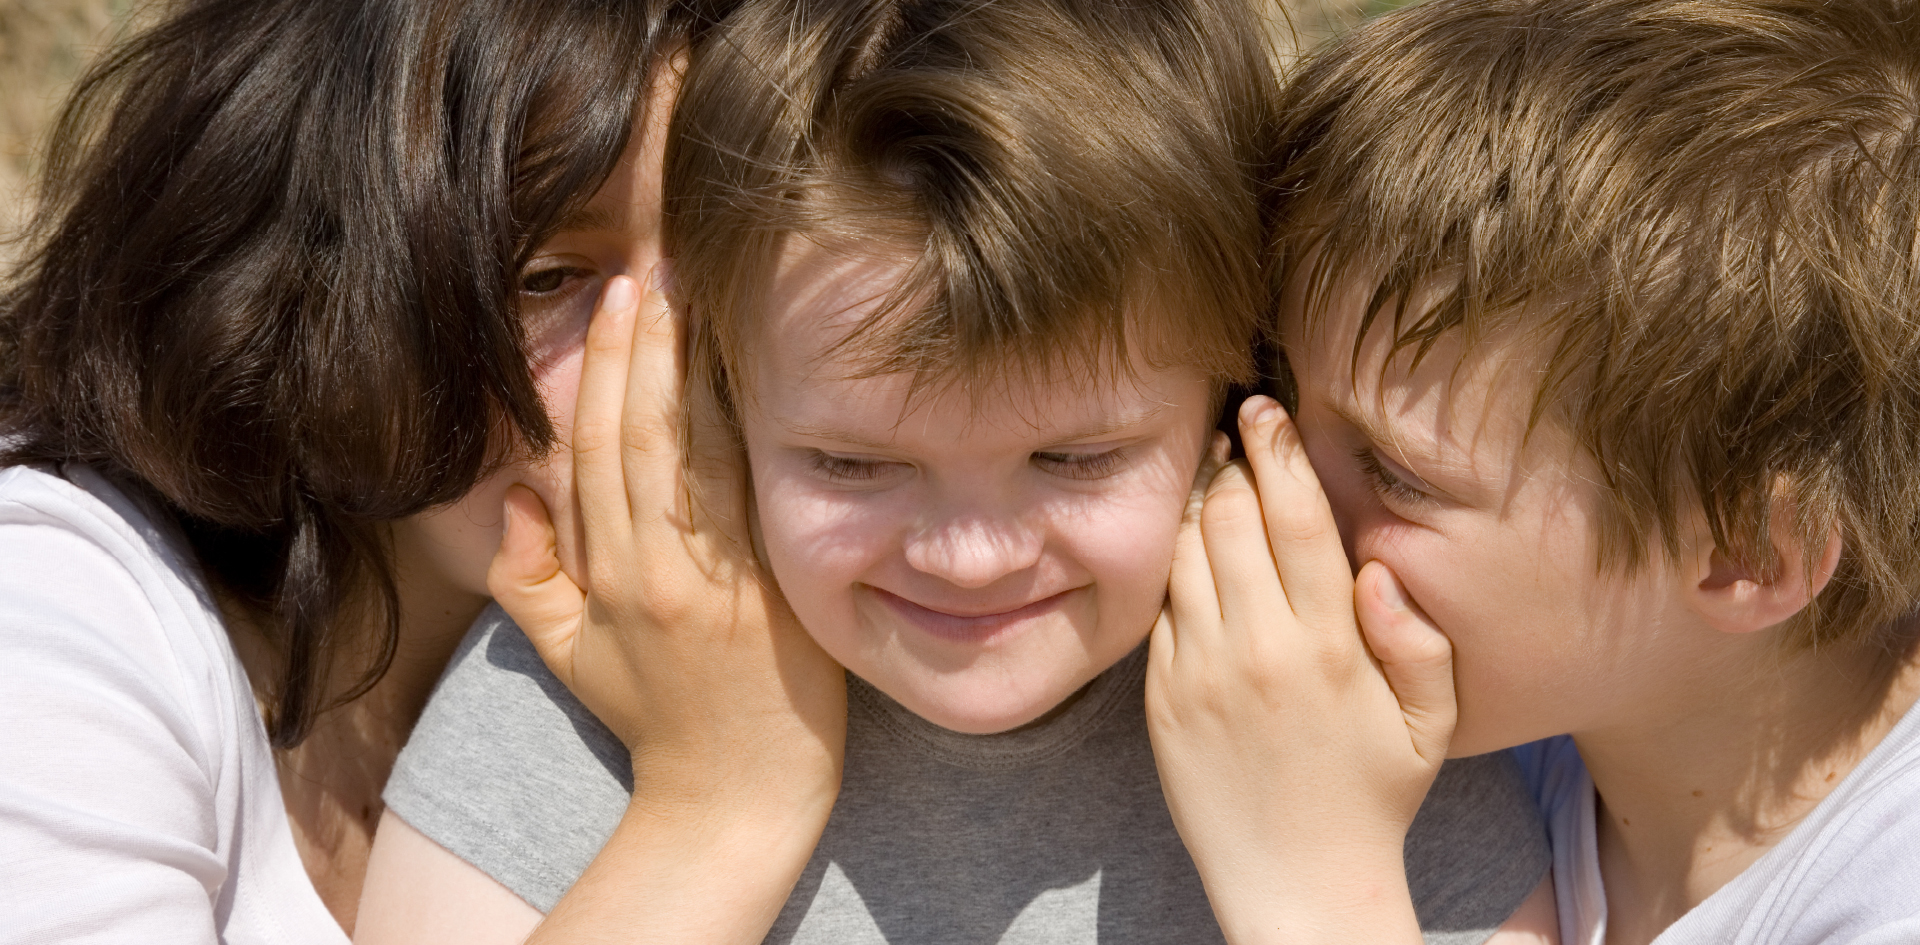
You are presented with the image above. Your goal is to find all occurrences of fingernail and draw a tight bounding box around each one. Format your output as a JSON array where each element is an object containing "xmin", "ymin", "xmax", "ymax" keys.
[
  {"xmin": 1242, "ymin": 394, "xmax": 1281, "ymax": 426},
  {"xmin": 602, "ymin": 275, "xmax": 638, "ymax": 312},
  {"xmin": 1374, "ymin": 565, "xmax": 1410, "ymax": 613}
]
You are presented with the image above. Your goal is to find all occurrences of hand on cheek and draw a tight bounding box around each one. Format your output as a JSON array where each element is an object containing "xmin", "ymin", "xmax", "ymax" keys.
[
  {"xmin": 486, "ymin": 269, "xmax": 848, "ymax": 941},
  {"xmin": 1144, "ymin": 395, "xmax": 1454, "ymax": 945}
]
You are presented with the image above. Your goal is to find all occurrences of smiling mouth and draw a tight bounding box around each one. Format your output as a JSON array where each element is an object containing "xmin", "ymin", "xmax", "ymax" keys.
[{"xmin": 868, "ymin": 586, "xmax": 1078, "ymax": 644}]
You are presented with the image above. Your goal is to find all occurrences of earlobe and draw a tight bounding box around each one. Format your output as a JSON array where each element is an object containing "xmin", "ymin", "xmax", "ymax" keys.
[{"xmin": 1690, "ymin": 522, "xmax": 1842, "ymax": 636}]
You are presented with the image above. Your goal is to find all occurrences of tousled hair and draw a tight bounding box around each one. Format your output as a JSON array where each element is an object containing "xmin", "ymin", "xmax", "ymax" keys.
[
  {"xmin": 1275, "ymin": 0, "xmax": 1920, "ymax": 651},
  {"xmin": 664, "ymin": 0, "xmax": 1279, "ymax": 412},
  {"xmin": 0, "ymin": 0, "xmax": 698, "ymax": 746}
]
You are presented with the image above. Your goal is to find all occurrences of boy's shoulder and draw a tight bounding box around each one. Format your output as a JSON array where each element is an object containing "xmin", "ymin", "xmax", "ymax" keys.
[
  {"xmin": 1667, "ymin": 695, "xmax": 1920, "ymax": 944},
  {"xmin": 1523, "ymin": 710, "xmax": 1920, "ymax": 945}
]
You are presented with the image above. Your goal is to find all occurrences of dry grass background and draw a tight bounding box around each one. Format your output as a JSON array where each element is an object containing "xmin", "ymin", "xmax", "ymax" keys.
[
  {"xmin": 1, "ymin": 0, "xmax": 134, "ymax": 267},
  {"xmin": 0, "ymin": 0, "xmax": 1404, "ymax": 270}
]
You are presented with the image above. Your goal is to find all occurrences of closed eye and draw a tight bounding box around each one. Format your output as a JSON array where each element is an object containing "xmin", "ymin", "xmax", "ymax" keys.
[
  {"xmin": 810, "ymin": 451, "xmax": 907, "ymax": 483},
  {"xmin": 1033, "ymin": 448, "xmax": 1126, "ymax": 480},
  {"xmin": 1354, "ymin": 446, "xmax": 1433, "ymax": 507}
]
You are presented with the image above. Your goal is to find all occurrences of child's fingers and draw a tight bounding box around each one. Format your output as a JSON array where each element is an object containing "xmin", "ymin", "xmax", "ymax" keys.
[
  {"xmin": 570, "ymin": 275, "xmax": 644, "ymax": 548},
  {"xmin": 1163, "ymin": 434, "xmax": 1232, "ymax": 662},
  {"xmin": 1238, "ymin": 395, "xmax": 1357, "ymax": 636},
  {"xmin": 1147, "ymin": 604, "xmax": 1179, "ymax": 688},
  {"xmin": 1355, "ymin": 561, "xmax": 1457, "ymax": 765},
  {"xmin": 1198, "ymin": 461, "xmax": 1291, "ymax": 634},
  {"xmin": 619, "ymin": 265, "xmax": 689, "ymax": 527},
  {"xmin": 488, "ymin": 485, "xmax": 588, "ymax": 690}
]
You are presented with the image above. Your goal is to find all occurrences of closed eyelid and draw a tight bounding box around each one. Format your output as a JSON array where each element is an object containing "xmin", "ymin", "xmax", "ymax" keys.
[
  {"xmin": 809, "ymin": 450, "xmax": 910, "ymax": 483},
  {"xmin": 1326, "ymin": 401, "xmax": 1463, "ymax": 497},
  {"xmin": 1366, "ymin": 446, "xmax": 1433, "ymax": 492}
]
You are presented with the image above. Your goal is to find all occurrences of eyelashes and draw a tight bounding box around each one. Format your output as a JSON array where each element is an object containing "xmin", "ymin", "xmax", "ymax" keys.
[
  {"xmin": 810, "ymin": 453, "xmax": 901, "ymax": 482},
  {"xmin": 1353, "ymin": 446, "xmax": 1431, "ymax": 506},
  {"xmin": 518, "ymin": 263, "xmax": 591, "ymax": 297},
  {"xmin": 808, "ymin": 449, "xmax": 1129, "ymax": 484},
  {"xmin": 1031, "ymin": 449, "xmax": 1126, "ymax": 480}
]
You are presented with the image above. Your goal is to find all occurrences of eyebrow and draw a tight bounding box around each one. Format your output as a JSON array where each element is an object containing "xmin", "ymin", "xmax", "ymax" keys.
[
  {"xmin": 1328, "ymin": 399, "xmax": 1444, "ymax": 476},
  {"xmin": 552, "ymin": 204, "xmax": 623, "ymax": 234},
  {"xmin": 779, "ymin": 403, "xmax": 1174, "ymax": 451},
  {"xmin": 1329, "ymin": 397, "xmax": 1491, "ymax": 501},
  {"xmin": 1328, "ymin": 399, "xmax": 1399, "ymax": 452}
]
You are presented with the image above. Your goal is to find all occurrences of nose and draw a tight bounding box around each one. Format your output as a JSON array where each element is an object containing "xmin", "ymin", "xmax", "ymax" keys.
[{"xmin": 902, "ymin": 512, "xmax": 1044, "ymax": 589}]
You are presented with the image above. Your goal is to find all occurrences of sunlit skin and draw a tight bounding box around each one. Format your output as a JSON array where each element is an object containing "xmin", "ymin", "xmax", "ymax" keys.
[
  {"xmin": 1282, "ymin": 273, "xmax": 1920, "ymax": 943},
  {"xmin": 1281, "ymin": 277, "xmax": 1727, "ymax": 758},
  {"xmin": 394, "ymin": 103, "xmax": 668, "ymax": 598},
  {"xmin": 739, "ymin": 243, "xmax": 1214, "ymax": 734}
]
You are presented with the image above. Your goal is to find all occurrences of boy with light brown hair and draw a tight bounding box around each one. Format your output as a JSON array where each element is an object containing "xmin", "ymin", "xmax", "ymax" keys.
[{"xmin": 1163, "ymin": 0, "xmax": 1920, "ymax": 941}]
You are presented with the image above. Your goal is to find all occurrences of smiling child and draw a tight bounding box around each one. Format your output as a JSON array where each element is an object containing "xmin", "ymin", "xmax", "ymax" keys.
[{"xmin": 351, "ymin": 0, "xmax": 1551, "ymax": 942}]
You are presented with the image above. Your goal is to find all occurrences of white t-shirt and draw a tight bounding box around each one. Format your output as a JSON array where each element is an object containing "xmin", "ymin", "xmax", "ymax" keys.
[
  {"xmin": 1518, "ymin": 697, "xmax": 1920, "ymax": 945},
  {"xmin": 0, "ymin": 464, "xmax": 346, "ymax": 945}
]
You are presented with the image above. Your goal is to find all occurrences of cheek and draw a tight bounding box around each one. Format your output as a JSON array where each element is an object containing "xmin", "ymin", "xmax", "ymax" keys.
[
  {"xmin": 1047, "ymin": 473, "xmax": 1191, "ymax": 635},
  {"xmin": 746, "ymin": 453, "xmax": 901, "ymax": 624},
  {"xmin": 1061, "ymin": 490, "xmax": 1183, "ymax": 584},
  {"xmin": 533, "ymin": 345, "xmax": 587, "ymax": 439},
  {"xmin": 399, "ymin": 470, "xmax": 516, "ymax": 599}
]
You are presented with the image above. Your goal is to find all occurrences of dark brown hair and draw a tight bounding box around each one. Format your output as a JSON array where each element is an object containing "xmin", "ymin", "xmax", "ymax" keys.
[
  {"xmin": 664, "ymin": 0, "xmax": 1280, "ymax": 409},
  {"xmin": 1275, "ymin": 0, "xmax": 1920, "ymax": 650},
  {"xmin": 0, "ymin": 0, "xmax": 704, "ymax": 745}
]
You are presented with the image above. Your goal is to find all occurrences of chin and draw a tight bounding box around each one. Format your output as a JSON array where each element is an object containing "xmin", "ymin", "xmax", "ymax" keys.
[{"xmin": 865, "ymin": 664, "xmax": 1083, "ymax": 735}]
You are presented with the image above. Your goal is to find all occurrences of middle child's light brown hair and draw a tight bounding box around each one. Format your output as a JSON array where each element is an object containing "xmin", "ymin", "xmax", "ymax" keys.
[{"xmin": 664, "ymin": 0, "xmax": 1279, "ymax": 405}]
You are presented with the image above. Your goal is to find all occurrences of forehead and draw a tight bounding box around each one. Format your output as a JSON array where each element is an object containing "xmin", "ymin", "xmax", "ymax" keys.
[
  {"xmin": 1281, "ymin": 273, "xmax": 1577, "ymax": 487},
  {"xmin": 745, "ymin": 239, "xmax": 1208, "ymax": 444}
]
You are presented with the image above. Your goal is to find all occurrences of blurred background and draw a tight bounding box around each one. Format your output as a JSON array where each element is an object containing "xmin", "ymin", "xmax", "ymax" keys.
[{"xmin": 0, "ymin": 0, "xmax": 1411, "ymax": 270}]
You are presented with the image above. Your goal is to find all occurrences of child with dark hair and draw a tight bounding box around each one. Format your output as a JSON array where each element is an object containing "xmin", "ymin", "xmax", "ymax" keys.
[
  {"xmin": 355, "ymin": 1, "xmax": 1554, "ymax": 942},
  {"xmin": 1161, "ymin": 0, "xmax": 1920, "ymax": 941},
  {"xmin": 0, "ymin": 0, "xmax": 737, "ymax": 937}
]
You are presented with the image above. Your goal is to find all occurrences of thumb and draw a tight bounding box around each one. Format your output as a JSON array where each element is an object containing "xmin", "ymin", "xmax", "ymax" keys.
[
  {"xmin": 488, "ymin": 484, "xmax": 588, "ymax": 684},
  {"xmin": 1355, "ymin": 560, "xmax": 1457, "ymax": 765}
]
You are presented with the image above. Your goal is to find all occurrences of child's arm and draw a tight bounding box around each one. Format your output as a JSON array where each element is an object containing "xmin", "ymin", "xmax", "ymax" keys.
[
  {"xmin": 490, "ymin": 272, "xmax": 847, "ymax": 943},
  {"xmin": 1145, "ymin": 395, "xmax": 1460, "ymax": 945}
]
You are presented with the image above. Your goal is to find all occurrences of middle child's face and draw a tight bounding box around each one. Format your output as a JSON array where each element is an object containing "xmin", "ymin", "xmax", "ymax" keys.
[{"xmin": 739, "ymin": 243, "xmax": 1214, "ymax": 734}]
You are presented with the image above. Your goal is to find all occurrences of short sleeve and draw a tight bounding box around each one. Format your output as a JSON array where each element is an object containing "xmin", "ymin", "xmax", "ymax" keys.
[
  {"xmin": 0, "ymin": 467, "xmax": 342, "ymax": 945},
  {"xmin": 383, "ymin": 606, "xmax": 633, "ymax": 912},
  {"xmin": 1404, "ymin": 751, "xmax": 1552, "ymax": 945},
  {"xmin": 0, "ymin": 502, "xmax": 230, "ymax": 943}
]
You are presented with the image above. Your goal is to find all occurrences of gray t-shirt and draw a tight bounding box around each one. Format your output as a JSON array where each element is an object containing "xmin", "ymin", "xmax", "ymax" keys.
[{"xmin": 386, "ymin": 605, "xmax": 1547, "ymax": 944}]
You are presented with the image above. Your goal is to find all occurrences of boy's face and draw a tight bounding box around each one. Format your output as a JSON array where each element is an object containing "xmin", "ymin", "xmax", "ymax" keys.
[
  {"xmin": 739, "ymin": 243, "xmax": 1214, "ymax": 734},
  {"xmin": 1282, "ymin": 278, "xmax": 1722, "ymax": 755}
]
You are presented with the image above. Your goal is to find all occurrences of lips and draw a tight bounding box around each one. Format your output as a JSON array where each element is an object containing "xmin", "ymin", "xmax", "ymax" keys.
[{"xmin": 868, "ymin": 585, "xmax": 1078, "ymax": 644}]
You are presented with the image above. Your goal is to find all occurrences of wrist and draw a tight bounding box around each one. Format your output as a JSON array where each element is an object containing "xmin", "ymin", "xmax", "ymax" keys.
[
  {"xmin": 627, "ymin": 760, "xmax": 841, "ymax": 843},
  {"xmin": 530, "ymin": 781, "xmax": 838, "ymax": 944},
  {"xmin": 1202, "ymin": 845, "xmax": 1423, "ymax": 945},
  {"xmin": 629, "ymin": 731, "xmax": 843, "ymax": 823}
]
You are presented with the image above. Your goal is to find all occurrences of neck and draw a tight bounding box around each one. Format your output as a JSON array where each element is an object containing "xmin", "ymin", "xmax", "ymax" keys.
[
  {"xmin": 229, "ymin": 539, "xmax": 488, "ymax": 935},
  {"xmin": 1576, "ymin": 632, "xmax": 1920, "ymax": 945}
]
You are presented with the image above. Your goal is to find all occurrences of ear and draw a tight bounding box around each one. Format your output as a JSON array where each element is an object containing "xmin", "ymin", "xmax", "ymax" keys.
[{"xmin": 1686, "ymin": 499, "xmax": 1843, "ymax": 636}]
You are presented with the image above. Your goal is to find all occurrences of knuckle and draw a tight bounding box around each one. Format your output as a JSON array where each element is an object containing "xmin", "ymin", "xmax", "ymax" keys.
[
  {"xmin": 1268, "ymin": 503, "xmax": 1334, "ymax": 546},
  {"xmin": 620, "ymin": 413, "xmax": 679, "ymax": 455},
  {"xmin": 572, "ymin": 415, "xmax": 623, "ymax": 456},
  {"xmin": 1200, "ymin": 482, "xmax": 1263, "ymax": 536}
]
